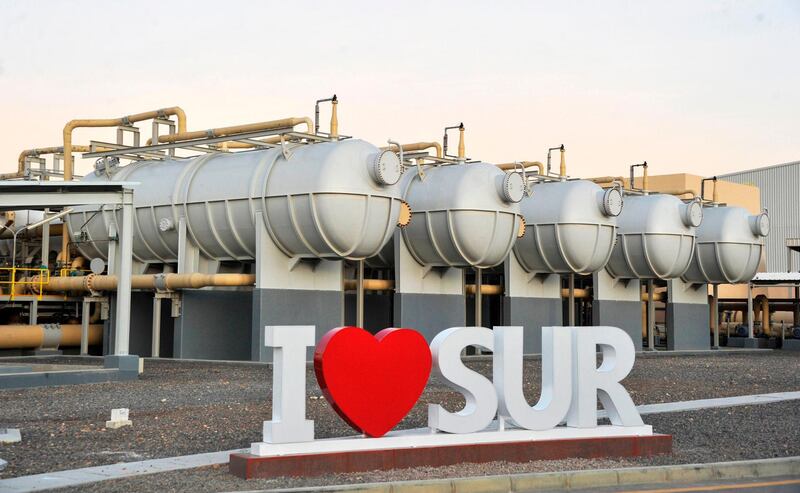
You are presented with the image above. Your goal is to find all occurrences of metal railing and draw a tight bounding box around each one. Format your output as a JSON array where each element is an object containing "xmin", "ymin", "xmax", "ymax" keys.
[{"xmin": 0, "ymin": 267, "xmax": 50, "ymax": 300}]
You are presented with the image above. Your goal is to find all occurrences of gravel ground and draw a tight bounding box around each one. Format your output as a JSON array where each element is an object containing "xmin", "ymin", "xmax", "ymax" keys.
[
  {"xmin": 0, "ymin": 351, "xmax": 798, "ymax": 483},
  {"xmin": 47, "ymin": 401, "xmax": 800, "ymax": 493}
]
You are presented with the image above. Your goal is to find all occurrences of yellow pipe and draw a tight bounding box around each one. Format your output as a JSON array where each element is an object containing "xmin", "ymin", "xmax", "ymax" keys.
[
  {"xmin": 457, "ymin": 124, "xmax": 465, "ymax": 159},
  {"xmin": 559, "ymin": 147, "xmax": 566, "ymax": 178},
  {"xmin": 1, "ymin": 145, "xmax": 93, "ymax": 180},
  {"xmin": 151, "ymin": 117, "xmax": 315, "ymax": 149},
  {"xmin": 0, "ymin": 324, "xmax": 102, "ymax": 349},
  {"xmin": 496, "ymin": 161, "xmax": 545, "ymax": 175},
  {"xmin": 28, "ymin": 273, "xmax": 256, "ymax": 293},
  {"xmin": 642, "ymin": 291, "xmax": 665, "ymax": 302},
  {"xmin": 712, "ymin": 179, "xmax": 719, "ymax": 203},
  {"xmin": 70, "ymin": 256, "xmax": 87, "ymax": 271},
  {"xmin": 154, "ymin": 117, "xmax": 312, "ymax": 144},
  {"xmin": 63, "ymin": 107, "xmax": 186, "ymax": 182},
  {"xmin": 756, "ymin": 295, "xmax": 771, "ymax": 336},
  {"xmin": 466, "ymin": 284, "xmax": 504, "ymax": 296},
  {"xmin": 343, "ymin": 279, "xmax": 395, "ymax": 291},
  {"xmin": 562, "ymin": 288, "xmax": 591, "ymax": 299},
  {"xmin": 330, "ymin": 97, "xmax": 339, "ymax": 138},
  {"xmin": 642, "ymin": 164, "xmax": 649, "ymax": 191},
  {"xmin": 661, "ymin": 189, "xmax": 697, "ymax": 198},
  {"xmin": 381, "ymin": 142, "xmax": 443, "ymax": 158},
  {"xmin": 588, "ymin": 176, "xmax": 625, "ymax": 185}
]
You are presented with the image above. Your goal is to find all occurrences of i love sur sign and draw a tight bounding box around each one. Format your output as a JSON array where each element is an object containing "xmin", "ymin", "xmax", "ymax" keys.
[{"xmin": 262, "ymin": 325, "xmax": 644, "ymax": 445}]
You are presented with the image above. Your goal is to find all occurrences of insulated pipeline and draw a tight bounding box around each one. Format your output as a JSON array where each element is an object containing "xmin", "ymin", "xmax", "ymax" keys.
[
  {"xmin": 26, "ymin": 273, "xmax": 256, "ymax": 293},
  {"xmin": 0, "ymin": 324, "xmax": 102, "ymax": 349}
]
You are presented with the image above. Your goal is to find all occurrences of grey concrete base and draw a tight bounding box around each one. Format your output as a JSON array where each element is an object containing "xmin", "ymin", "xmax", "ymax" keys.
[
  {"xmin": 394, "ymin": 293, "xmax": 465, "ymax": 342},
  {"xmin": 0, "ymin": 366, "xmax": 32, "ymax": 375},
  {"xmin": 727, "ymin": 337, "xmax": 774, "ymax": 349},
  {"xmin": 593, "ymin": 300, "xmax": 644, "ymax": 351},
  {"xmin": 666, "ymin": 303, "xmax": 710, "ymax": 351},
  {"xmin": 104, "ymin": 354, "xmax": 141, "ymax": 374},
  {"xmin": 252, "ymin": 288, "xmax": 343, "ymax": 362},
  {"xmin": 174, "ymin": 290, "xmax": 251, "ymax": 361},
  {"xmin": 503, "ymin": 297, "xmax": 562, "ymax": 354},
  {"xmin": 783, "ymin": 339, "xmax": 800, "ymax": 350}
]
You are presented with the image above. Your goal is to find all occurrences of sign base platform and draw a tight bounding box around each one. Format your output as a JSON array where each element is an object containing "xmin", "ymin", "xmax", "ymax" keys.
[{"xmin": 229, "ymin": 426, "xmax": 672, "ymax": 479}]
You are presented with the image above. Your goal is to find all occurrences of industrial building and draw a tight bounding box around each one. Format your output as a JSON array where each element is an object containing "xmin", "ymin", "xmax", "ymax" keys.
[{"xmin": 0, "ymin": 100, "xmax": 792, "ymax": 371}]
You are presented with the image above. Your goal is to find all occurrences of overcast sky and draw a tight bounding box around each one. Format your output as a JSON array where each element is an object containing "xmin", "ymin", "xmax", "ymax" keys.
[{"xmin": 0, "ymin": 1, "xmax": 797, "ymax": 179}]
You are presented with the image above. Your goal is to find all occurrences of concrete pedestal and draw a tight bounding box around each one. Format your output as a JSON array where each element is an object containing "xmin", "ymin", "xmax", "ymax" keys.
[
  {"xmin": 392, "ymin": 232, "xmax": 466, "ymax": 342},
  {"xmin": 782, "ymin": 339, "xmax": 800, "ymax": 351},
  {"xmin": 394, "ymin": 293, "xmax": 465, "ymax": 342},
  {"xmin": 251, "ymin": 211, "xmax": 345, "ymax": 362},
  {"xmin": 251, "ymin": 288, "xmax": 343, "ymax": 362},
  {"xmin": 666, "ymin": 279, "xmax": 709, "ymax": 351},
  {"xmin": 502, "ymin": 255, "xmax": 562, "ymax": 354},
  {"xmin": 592, "ymin": 271, "xmax": 643, "ymax": 351},
  {"xmin": 592, "ymin": 300, "xmax": 644, "ymax": 351}
]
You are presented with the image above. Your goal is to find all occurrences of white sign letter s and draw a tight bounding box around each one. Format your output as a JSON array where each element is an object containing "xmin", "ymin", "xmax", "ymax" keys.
[
  {"xmin": 567, "ymin": 326, "xmax": 643, "ymax": 428},
  {"xmin": 263, "ymin": 325, "xmax": 315, "ymax": 443},
  {"xmin": 428, "ymin": 327, "xmax": 497, "ymax": 434}
]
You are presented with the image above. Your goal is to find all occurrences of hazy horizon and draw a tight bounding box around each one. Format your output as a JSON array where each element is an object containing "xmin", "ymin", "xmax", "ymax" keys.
[{"xmin": 0, "ymin": 0, "xmax": 797, "ymax": 179}]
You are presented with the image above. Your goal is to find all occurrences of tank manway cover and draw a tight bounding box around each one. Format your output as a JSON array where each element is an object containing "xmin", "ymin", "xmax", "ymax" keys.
[
  {"xmin": 372, "ymin": 150, "xmax": 403, "ymax": 186},
  {"xmin": 684, "ymin": 200, "xmax": 703, "ymax": 228},
  {"xmin": 752, "ymin": 212, "xmax": 770, "ymax": 237},
  {"xmin": 602, "ymin": 188, "xmax": 623, "ymax": 217},
  {"xmin": 502, "ymin": 172, "xmax": 525, "ymax": 203}
]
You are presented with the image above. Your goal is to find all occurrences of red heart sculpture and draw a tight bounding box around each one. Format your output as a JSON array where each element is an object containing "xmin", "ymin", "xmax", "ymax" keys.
[{"xmin": 314, "ymin": 327, "xmax": 432, "ymax": 438}]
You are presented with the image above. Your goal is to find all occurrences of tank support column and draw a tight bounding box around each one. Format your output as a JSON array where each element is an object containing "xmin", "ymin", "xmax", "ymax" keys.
[
  {"xmin": 393, "ymin": 232, "xmax": 465, "ymax": 342},
  {"xmin": 177, "ymin": 217, "xmax": 200, "ymax": 274},
  {"xmin": 591, "ymin": 270, "xmax": 643, "ymax": 351},
  {"xmin": 113, "ymin": 189, "xmax": 134, "ymax": 356},
  {"xmin": 732, "ymin": 281, "xmax": 763, "ymax": 348},
  {"xmin": 104, "ymin": 188, "xmax": 141, "ymax": 373},
  {"xmin": 711, "ymin": 284, "xmax": 719, "ymax": 349},
  {"xmin": 251, "ymin": 212, "xmax": 344, "ymax": 362},
  {"xmin": 502, "ymin": 254, "xmax": 562, "ymax": 354},
  {"xmin": 665, "ymin": 278, "xmax": 709, "ymax": 350}
]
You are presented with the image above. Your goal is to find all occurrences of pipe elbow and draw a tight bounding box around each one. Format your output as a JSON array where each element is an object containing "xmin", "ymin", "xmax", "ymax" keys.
[{"xmin": 163, "ymin": 106, "xmax": 188, "ymax": 133}]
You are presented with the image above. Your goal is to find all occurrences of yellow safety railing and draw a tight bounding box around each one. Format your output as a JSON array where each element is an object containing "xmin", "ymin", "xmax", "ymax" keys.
[{"xmin": 0, "ymin": 267, "xmax": 50, "ymax": 300}]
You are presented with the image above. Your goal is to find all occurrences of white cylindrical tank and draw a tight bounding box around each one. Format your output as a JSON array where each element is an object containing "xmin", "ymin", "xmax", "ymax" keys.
[
  {"xmin": 513, "ymin": 180, "xmax": 622, "ymax": 274},
  {"xmin": 606, "ymin": 194, "xmax": 703, "ymax": 279},
  {"xmin": 370, "ymin": 163, "xmax": 524, "ymax": 269},
  {"xmin": 682, "ymin": 206, "xmax": 769, "ymax": 284},
  {"xmin": 65, "ymin": 139, "xmax": 405, "ymax": 263}
]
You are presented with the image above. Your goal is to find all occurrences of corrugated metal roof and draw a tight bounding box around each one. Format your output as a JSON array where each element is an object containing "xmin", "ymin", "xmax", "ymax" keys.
[
  {"xmin": 719, "ymin": 160, "xmax": 800, "ymax": 178},
  {"xmin": 752, "ymin": 272, "xmax": 800, "ymax": 282}
]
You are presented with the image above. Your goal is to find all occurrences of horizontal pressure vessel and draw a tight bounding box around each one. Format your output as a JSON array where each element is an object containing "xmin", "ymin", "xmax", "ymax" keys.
[
  {"xmin": 65, "ymin": 139, "xmax": 404, "ymax": 263},
  {"xmin": 513, "ymin": 180, "xmax": 622, "ymax": 274},
  {"xmin": 369, "ymin": 162, "xmax": 525, "ymax": 269},
  {"xmin": 681, "ymin": 206, "xmax": 769, "ymax": 284},
  {"xmin": 606, "ymin": 194, "xmax": 703, "ymax": 279}
]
